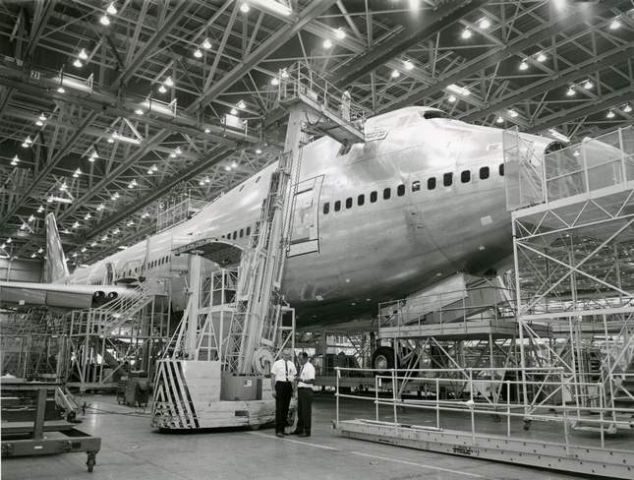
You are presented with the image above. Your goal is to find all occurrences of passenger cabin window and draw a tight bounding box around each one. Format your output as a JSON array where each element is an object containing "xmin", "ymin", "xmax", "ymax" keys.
[
  {"xmin": 461, "ymin": 170, "xmax": 471, "ymax": 183},
  {"xmin": 357, "ymin": 194, "xmax": 365, "ymax": 206},
  {"xmin": 443, "ymin": 173, "xmax": 453, "ymax": 187},
  {"xmin": 370, "ymin": 191, "xmax": 377, "ymax": 203},
  {"xmin": 346, "ymin": 197, "xmax": 353, "ymax": 209},
  {"xmin": 232, "ymin": 231, "xmax": 237, "ymax": 240},
  {"xmin": 480, "ymin": 167, "xmax": 490, "ymax": 180},
  {"xmin": 397, "ymin": 184, "xmax": 405, "ymax": 197},
  {"xmin": 383, "ymin": 188, "xmax": 391, "ymax": 200},
  {"xmin": 246, "ymin": 226, "xmax": 251, "ymax": 236},
  {"xmin": 334, "ymin": 200, "xmax": 341, "ymax": 212},
  {"xmin": 239, "ymin": 229, "xmax": 244, "ymax": 238},
  {"xmin": 427, "ymin": 178, "xmax": 436, "ymax": 190},
  {"xmin": 412, "ymin": 181, "xmax": 421, "ymax": 192},
  {"xmin": 499, "ymin": 164, "xmax": 505, "ymax": 176},
  {"xmin": 323, "ymin": 202, "xmax": 330, "ymax": 214}
]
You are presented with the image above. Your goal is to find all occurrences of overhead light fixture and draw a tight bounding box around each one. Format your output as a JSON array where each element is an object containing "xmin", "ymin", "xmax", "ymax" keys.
[
  {"xmin": 90, "ymin": 242, "xmax": 98, "ymax": 247},
  {"xmin": 28, "ymin": 215, "xmax": 35, "ymax": 222},
  {"xmin": 461, "ymin": 28, "xmax": 472, "ymax": 40},
  {"xmin": 198, "ymin": 179, "xmax": 205, "ymax": 186},
  {"xmin": 246, "ymin": 0, "xmax": 292, "ymax": 16},
  {"xmin": 141, "ymin": 212, "xmax": 150, "ymax": 219},
  {"xmin": 623, "ymin": 104, "xmax": 632, "ymax": 113},
  {"xmin": 609, "ymin": 19, "xmax": 621, "ymax": 30},
  {"xmin": 57, "ymin": 86, "xmax": 66, "ymax": 94},
  {"xmin": 175, "ymin": 146, "xmax": 182, "ymax": 155},
  {"xmin": 73, "ymin": 168, "xmax": 82, "ymax": 178},
  {"xmin": 323, "ymin": 39, "xmax": 333, "ymax": 49},
  {"xmin": 548, "ymin": 128, "xmax": 570, "ymax": 143},
  {"xmin": 101, "ymin": 235, "xmax": 108, "ymax": 241},
  {"xmin": 496, "ymin": 117, "xmax": 504, "ymax": 124},
  {"xmin": 237, "ymin": 100, "xmax": 246, "ymax": 109},
  {"xmin": 89, "ymin": 150, "xmax": 98, "ymax": 162},
  {"xmin": 106, "ymin": 2, "xmax": 117, "ymax": 15},
  {"xmin": 255, "ymin": 148, "xmax": 262, "ymax": 154},
  {"xmin": 566, "ymin": 86, "xmax": 576, "ymax": 96},
  {"xmin": 84, "ymin": 213, "xmax": 92, "ymax": 220},
  {"xmin": 97, "ymin": 203, "xmax": 105, "ymax": 211},
  {"xmin": 519, "ymin": 61, "xmax": 528, "ymax": 71},
  {"xmin": 128, "ymin": 179, "xmax": 137, "ymax": 188},
  {"xmin": 508, "ymin": 109, "xmax": 518, "ymax": 118},
  {"xmin": 31, "ymin": 253, "xmax": 37, "ymax": 258},
  {"xmin": 38, "ymin": 248, "xmax": 44, "ymax": 254},
  {"xmin": 270, "ymin": 77, "xmax": 279, "ymax": 86},
  {"xmin": 403, "ymin": 60, "xmax": 414, "ymax": 71},
  {"xmin": 78, "ymin": 48, "xmax": 88, "ymax": 60},
  {"xmin": 606, "ymin": 110, "xmax": 616, "ymax": 119},
  {"xmin": 60, "ymin": 183, "xmax": 68, "ymax": 191},
  {"xmin": 202, "ymin": 38, "xmax": 212, "ymax": 50},
  {"xmin": 224, "ymin": 165, "xmax": 231, "ymax": 171},
  {"xmin": 240, "ymin": 3, "xmax": 250, "ymax": 13},
  {"xmin": 127, "ymin": 220, "xmax": 134, "ymax": 226},
  {"xmin": 231, "ymin": 161, "xmax": 238, "ymax": 168},
  {"xmin": 204, "ymin": 176, "xmax": 210, "ymax": 184},
  {"xmin": 390, "ymin": 69, "xmax": 400, "ymax": 79},
  {"xmin": 583, "ymin": 80, "xmax": 594, "ymax": 90},
  {"xmin": 6, "ymin": 238, "xmax": 12, "ymax": 244},
  {"xmin": 335, "ymin": 28, "xmax": 346, "ymax": 40},
  {"xmin": 479, "ymin": 18, "xmax": 491, "ymax": 30},
  {"xmin": 24, "ymin": 136, "xmax": 33, "ymax": 145},
  {"xmin": 73, "ymin": 59, "xmax": 83, "ymax": 68},
  {"xmin": 99, "ymin": 14, "xmax": 111, "ymax": 26},
  {"xmin": 37, "ymin": 206, "xmax": 44, "ymax": 213},
  {"xmin": 72, "ymin": 221, "xmax": 80, "ymax": 229},
  {"xmin": 10, "ymin": 155, "xmax": 19, "ymax": 166},
  {"xmin": 158, "ymin": 84, "xmax": 167, "ymax": 94},
  {"xmin": 111, "ymin": 132, "xmax": 141, "ymax": 145},
  {"xmin": 193, "ymin": 48, "xmax": 203, "ymax": 58},
  {"xmin": 134, "ymin": 108, "xmax": 144, "ymax": 115},
  {"xmin": 447, "ymin": 95, "xmax": 456, "ymax": 103},
  {"xmin": 38, "ymin": 113, "xmax": 47, "ymax": 122},
  {"xmin": 280, "ymin": 69, "xmax": 289, "ymax": 79},
  {"xmin": 230, "ymin": 107, "xmax": 238, "ymax": 115},
  {"xmin": 111, "ymin": 192, "xmax": 120, "ymax": 201},
  {"xmin": 536, "ymin": 52, "xmax": 547, "ymax": 62},
  {"xmin": 36, "ymin": 119, "xmax": 44, "ymax": 126},
  {"xmin": 204, "ymin": 127, "xmax": 211, "ymax": 133},
  {"xmin": 164, "ymin": 76, "xmax": 174, "ymax": 87},
  {"xmin": 113, "ymin": 228, "xmax": 120, "ymax": 235},
  {"xmin": 48, "ymin": 195, "xmax": 72, "ymax": 204},
  {"xmin": 447, "ymin": 84, "xmax": 470, "ymax": 96}
]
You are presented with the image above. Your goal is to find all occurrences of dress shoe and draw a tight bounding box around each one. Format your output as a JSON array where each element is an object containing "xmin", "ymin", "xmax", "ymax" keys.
[{"xmin": 276, "ymin": 432, "xmax": 284, "ymax": 438}]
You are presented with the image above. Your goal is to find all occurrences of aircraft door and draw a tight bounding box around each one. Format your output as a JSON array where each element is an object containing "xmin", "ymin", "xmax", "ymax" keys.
[{"xmin": 288, "ymin": 175, "xmax": 323, "ymax": 257}]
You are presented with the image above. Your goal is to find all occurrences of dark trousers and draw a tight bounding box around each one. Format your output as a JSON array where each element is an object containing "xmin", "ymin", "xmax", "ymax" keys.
[
  {"xmin": 275, "ymin": 381, "xmax": 293, "ymax": 433},
  {"xmin": 296, "ymin": 387, "xmax": 313, "ymax": 434}
]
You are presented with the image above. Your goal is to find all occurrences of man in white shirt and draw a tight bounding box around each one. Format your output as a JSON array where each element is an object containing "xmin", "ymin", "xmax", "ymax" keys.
[
  {"xmin": 292, "ymin": 352, "xmax": 315, "ymax": 437},
  {"xmin": 270, "ymin": 349, "xmax": 297, "ymax": 437}
]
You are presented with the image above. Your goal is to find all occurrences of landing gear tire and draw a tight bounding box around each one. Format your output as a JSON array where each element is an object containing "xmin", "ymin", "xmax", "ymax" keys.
[{"xmin": 371, "ymin": 347, "xmax": 397, "ymax": 373}]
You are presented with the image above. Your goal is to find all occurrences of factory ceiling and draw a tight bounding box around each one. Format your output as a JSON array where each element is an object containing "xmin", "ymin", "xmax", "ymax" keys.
[{"xmin": 0, "ymin": 0, "xmax": 632, "ymax": 264}]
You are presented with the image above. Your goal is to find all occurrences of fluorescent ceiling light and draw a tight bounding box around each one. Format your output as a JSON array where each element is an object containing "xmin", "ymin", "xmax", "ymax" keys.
[
  {"xmin": 111, "ymin": 132, "xmax": 141, "ymax": 145},
  {"xmin": 245, "ymin": 0, "xmax": 292, "ymax": 17},
  {"xmin": 536, "ymin": 52, "xmax": 547, "ymax": 62},
  {"xmin": 78, "ymin": 48, "xmax": 88, "ymax": 60},
  {"xmin": 446, "ymin": 84, "xmax": 470, "ymax": 96},
  {"xmin": 461, "ymin": 28, "xmax": 472, "ymax": 40},
  {"xmin": 100, "ymin": 15, "xmax": 111, "ymax": 26},
  {"xmin": 548, "ymin": 128, "xmax": 570, "ymax": 143},
  {"xmin": 202, "ymin": 38, "xmax": 212, "ymax": 50},
  {"xmin": 106, "ymin": 2, "xmax": 117, "ymax": 15},
  {"xmin": 323, "ymin": 39, "xmax": 332, "ymax": 49}
]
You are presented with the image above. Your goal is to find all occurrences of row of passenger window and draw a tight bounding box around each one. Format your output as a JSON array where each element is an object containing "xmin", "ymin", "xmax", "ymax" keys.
[
  {"xmin": 221, "ymin": 225, "xmax": 252, "ymax": 241},
  {"xmin": 323, "ymin": 164, "xmax": 504, "ymax": 214},
  {"xmin": 147, "ymin": 256, "xmax": 170, "ymax": 270}
]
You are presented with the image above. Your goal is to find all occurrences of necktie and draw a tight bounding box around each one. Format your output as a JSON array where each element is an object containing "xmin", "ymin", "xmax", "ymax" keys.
[{"xmin": 285, "ymin": 360, "xmax": 288, "ymax": 382}]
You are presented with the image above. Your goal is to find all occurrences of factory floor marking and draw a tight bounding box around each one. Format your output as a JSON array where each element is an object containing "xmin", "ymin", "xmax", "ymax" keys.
[{"xmin": 247, "ymin": 432, "xmax": 484, "ymax": 477}]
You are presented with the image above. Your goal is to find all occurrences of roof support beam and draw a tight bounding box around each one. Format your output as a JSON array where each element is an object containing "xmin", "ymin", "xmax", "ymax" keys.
[
  {"xmin": 187, "ymin": 0, "xmax": 338, "ymax": 112},
  {"xmin": 527, "ymin": 86, "xmax": 634, "ymax": 133},
  {"xmin": 333, "ymin": 0, "xmax": 488, "ymax": 88},
  {"xmin": 381, "ymin": 0, "xmax": 626, "ymax": 113},
  {"xmin": 76, "ymin": 145, "xmax": 235, "ymax": 242},
  {"xmin": 460, "ymin": 44, "xmax": 634, "ymax": 122},
  {"xmin": 113, "ymin": 0, "xmax": 190, "ymax": 88}
]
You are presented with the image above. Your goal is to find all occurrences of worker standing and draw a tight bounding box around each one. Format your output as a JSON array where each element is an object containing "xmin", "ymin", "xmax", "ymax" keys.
[
  {"xmin": 270, "ymin": 349, "xmax": 297, "ymax": 438},
  {"xmin": 340, "ymin": 87, "xmax": 351, "ymax": 121},
  {"xmin": 292, "ymin": 352, "xmax": 315, "ymax": 437}
]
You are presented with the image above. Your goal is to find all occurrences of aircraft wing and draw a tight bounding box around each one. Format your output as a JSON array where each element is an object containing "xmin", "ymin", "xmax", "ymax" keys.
[{"xmin": 0, "ymin": 281, "xmax": 134, "ymax": 310}]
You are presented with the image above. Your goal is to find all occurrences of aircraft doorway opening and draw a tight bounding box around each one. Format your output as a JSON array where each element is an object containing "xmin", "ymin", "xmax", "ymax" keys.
[{"xmin": 289, "ymin": 176, "xmax": 323, "ymax": 257}]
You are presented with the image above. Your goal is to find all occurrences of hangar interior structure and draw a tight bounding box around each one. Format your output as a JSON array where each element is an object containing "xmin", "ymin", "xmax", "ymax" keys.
[{"xmin": 1, "ymin": 1, "xmax": 634, "ymax": 479}]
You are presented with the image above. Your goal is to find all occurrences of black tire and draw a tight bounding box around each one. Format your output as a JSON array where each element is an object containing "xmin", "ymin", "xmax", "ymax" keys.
[{"xmin": 371, "ymin": 346, "xmax": 398, "ymax": 373}]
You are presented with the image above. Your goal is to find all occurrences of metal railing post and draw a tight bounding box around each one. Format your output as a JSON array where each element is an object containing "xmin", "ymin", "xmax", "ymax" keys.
[
  {"xmin": 375, "ymin": 373, "xmax": 379, "ymax": 421},
  {"xmin": 436, "ymin": 377, "xmax": 440, "ymax": 429},
  {"xmin": 392, "ymin": 368, "xmax": 398, "ymax": 424},
  {"xmin": 335, "ymin": 366, "xmax": 340, "ymax": 427},
  {"xmin": 469, "ymin": 369, "xmax": 476, "ymax": 446},
  {"xmin": 507, "ymin": 379, "xmax": 511, "ymax": 437}
]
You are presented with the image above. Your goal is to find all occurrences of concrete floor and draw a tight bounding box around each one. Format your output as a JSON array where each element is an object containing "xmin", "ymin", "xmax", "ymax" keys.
[{"xmin": 2, "ymin": 393, "xmax": 584, "ymax": 480}]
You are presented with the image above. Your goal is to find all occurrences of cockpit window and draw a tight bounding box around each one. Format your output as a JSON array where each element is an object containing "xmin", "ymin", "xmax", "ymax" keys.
[{"xmin": 420, "ymin": 110, "xmax": 450, "ymax": 120}]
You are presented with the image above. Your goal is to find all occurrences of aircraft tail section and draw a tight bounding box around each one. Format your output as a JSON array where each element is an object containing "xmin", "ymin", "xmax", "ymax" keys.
[{"xmin": 45, "ymin": 213, "xmax": 70, "ymax": 284}]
